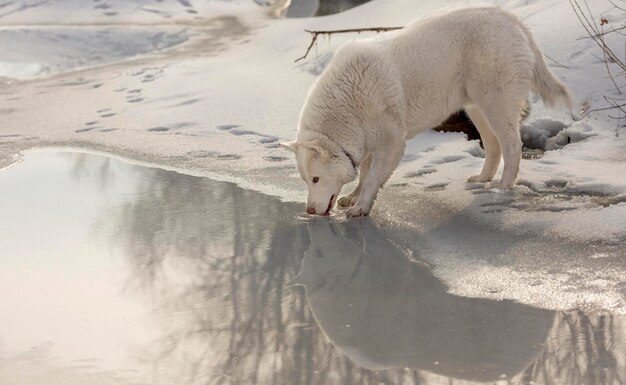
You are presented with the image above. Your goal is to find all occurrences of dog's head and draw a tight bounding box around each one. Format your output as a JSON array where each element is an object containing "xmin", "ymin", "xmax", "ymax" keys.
[{"xmin": 279, "ymin": 138, "xmax": 357, "ymax": 215}]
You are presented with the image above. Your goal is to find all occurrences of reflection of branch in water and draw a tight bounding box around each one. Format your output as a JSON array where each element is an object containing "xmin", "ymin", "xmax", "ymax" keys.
[
  {"xmin": 524, "ymin": 311, "xmax": 625, "ymax": 385},
  {"xmin": 105, "ymin": 164, "xmax": 322, "ymax": 383},
  {"xmin": 91, "ymin": 157, "xmax": 624, "ymax": 385}
]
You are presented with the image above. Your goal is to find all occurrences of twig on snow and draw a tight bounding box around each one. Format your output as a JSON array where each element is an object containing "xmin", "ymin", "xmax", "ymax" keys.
[{"xmin": 294, "ymin": 27, "xmax": 403, "ymax": 62}]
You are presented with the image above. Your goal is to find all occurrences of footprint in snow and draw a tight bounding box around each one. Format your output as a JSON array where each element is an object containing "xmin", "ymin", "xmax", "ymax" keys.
[
  {"xmin": 263, "ymin": 156, "xmax": 288, "ymax": 162},
  {"xmin": 431, "ymin": 155, "xmax": 466, "ymax": 165},
  {"xmin": 186, "ymin": 151, "xmax": 241, "ymax": 161},
  {"xmin": 425, "ymin": 182, "xmax": 448, "ymax": 191},
  {"xmin": 405, "ymin": 167, "xmax": 436, "ymax": 178}
]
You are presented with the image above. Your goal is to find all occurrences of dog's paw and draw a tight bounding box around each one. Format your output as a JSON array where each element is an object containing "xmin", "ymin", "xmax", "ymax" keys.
[
  {"xmin": 487, "ymin": 180, "xmax": 514, "ymax": 190},
  {"xmin": 467, "ymin": 174, "xmax": 493, "ymax": 183},
  {"xmin": 337, "ymin": 194, "xmax": 357, "ymax": 208},
  {"xmin": 346, "ymin": 204, "xmax": 370, "ymax": 217}
]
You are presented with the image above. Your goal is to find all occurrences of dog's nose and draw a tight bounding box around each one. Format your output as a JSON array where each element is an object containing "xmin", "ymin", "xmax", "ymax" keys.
[{"xmin": 306, "ymin": 207, "xmax": 316, "ymax": 215}]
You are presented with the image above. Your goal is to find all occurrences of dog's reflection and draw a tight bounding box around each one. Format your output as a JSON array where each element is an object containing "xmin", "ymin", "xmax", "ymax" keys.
[{"xmin": 292, "ymin": 219, "xmax": 555, "ymax": 382}]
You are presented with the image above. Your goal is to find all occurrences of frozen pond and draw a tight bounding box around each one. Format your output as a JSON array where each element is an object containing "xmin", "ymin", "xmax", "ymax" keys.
[
  {"xmin": 0, "ymin": 27, "xmax": 188, "ymax": 79},
  {"xmin": 0, "ymin": 151, "xmax": 624, "ymax": 385}
]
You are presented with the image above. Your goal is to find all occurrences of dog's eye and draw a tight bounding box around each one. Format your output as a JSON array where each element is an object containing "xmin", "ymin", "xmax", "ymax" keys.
[{"xmin": 312, "ymin": 177, "xmax": 319, "ymax": 183}]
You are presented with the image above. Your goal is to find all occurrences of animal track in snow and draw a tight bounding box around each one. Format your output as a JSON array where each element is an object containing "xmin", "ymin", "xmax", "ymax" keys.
[
  {"xmin": 94, "ymin": 3, "xmax": 112, "ymax": 10},
  {"xmin": 76, "ymin": 127, "xmax": 98, "ymax": 133},
  {"xmin": 216, "ymin": 154, "xmax": 242, "ymax": 160},
  {"xmin": 425, "ymin": 182, "xmax": 448, "ymax": 191},
  {"xmin": 51, "ymin": 78, "xmax": 93, "ymax": 87},
  {"xmin": 472, "ymin": 179, "xmax": 626, "ymax": 214},
  {"xmin": 186, "ymin": 151, "xmax": 241, "ymax": 161},
  {"xmin": 216, "ymin": 124, "xmax": 278, "ymax": 147},
  {"xmin": 146, "ymin": 122, "xmax": 193, "ymax": 133},
  {"xmin": 166, "ymin": 98, "xmax": 202, "ymax": 108},
  {"xmin": 405, "ymin": 167, "xmax": 436, "ymax": 178},
  {"xmin": 217, "ymin": 124, "xmax": 239, "ymax": 131},
  {"xmin": 431, "ymin": 155, "xmax": 466, "ymax": 164},
  {"xmin": 263, "ymin": 156, "xmax": 288, "ymax": 162}
]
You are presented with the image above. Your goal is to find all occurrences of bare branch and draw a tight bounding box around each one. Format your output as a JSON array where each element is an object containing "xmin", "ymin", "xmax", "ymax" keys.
[
  {"xmin": 294, "ymin": 27, "xmax": 403, "ymax": 62},
  {"xmin": 544, "ymin": 53, "xmax": 571, "ymax": 68},
  {"xmin": 295, "ymin": 32, "xmax": 320, "ymax": 63},
  {"xmin": 571, "ymin": 0, "xmax": 626, "ymax": 70},
  {"xmin": 608, "ymin": 0, "xmax": 626, "ymax": 11},
  {"xmin": 582, "ymin": 101, "xmax": 626, "ymax": 117},
  {"xmin": 602, "ymin": 34, "xmax": 623, "ymax": 94},
  {"xmin": 571, "ymin": 0, "xmax": 626, "ymax": 136},
  {"xmin": 576, "ymin": 24, "xmax": 626, "ymax": 40}
]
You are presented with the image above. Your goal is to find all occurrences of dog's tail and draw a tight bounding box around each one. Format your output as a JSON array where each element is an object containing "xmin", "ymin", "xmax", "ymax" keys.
[{"xmin": 523, "ymin": 25, "xmax": 573, "ymax": 111}]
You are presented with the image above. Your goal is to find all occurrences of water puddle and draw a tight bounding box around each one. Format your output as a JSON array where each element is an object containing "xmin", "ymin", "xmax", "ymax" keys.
[{"xmin": 0, "ymin": 150, "xmax": 623, "ymax": 385}]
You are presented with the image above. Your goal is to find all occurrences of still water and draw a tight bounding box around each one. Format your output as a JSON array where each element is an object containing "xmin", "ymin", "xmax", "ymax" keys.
[{"xmin": 0, "ymin": 151, "xmax": 623, "ymax": 385}]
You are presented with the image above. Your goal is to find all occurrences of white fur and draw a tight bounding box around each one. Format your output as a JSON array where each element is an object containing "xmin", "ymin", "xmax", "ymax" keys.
[{"xmin": 282, "ymin": 7, "xmax": 572, "ymax": 216}]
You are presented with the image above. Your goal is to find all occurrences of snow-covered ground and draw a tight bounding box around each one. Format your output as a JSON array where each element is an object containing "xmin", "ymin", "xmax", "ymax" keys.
[{"xmin": 1, "ymin": 0, "xmax": 625, "ymax": 313}]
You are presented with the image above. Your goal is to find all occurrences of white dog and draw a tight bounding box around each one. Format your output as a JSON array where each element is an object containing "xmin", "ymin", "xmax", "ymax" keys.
[{"xmin": 280, "ymin": 7, "xmax": 572, "ymax": 217}]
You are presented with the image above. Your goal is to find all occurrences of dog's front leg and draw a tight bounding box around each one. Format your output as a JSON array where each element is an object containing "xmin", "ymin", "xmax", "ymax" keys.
[
  {"xmin": 338, "ymin": 154, "xmax": 371, "ymax": 208},
  {"xmin": 346, "ymin": 137, "xmax": 405, "ymax": 217}
]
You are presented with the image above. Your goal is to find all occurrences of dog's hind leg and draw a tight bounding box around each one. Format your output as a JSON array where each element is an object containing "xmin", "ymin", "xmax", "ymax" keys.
[
  {"xmin": 465, "ymin": 105, "xmax": 501, "ymax": 183},
  {"xmin": 479, "ymin": 99, "xmax": 523, "ymax": 188},
  {"xmin": 338, "ymin": 154, "xmax": 371, "ymax": 208}
]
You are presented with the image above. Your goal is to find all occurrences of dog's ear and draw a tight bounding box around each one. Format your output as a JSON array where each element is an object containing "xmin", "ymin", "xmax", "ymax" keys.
[
  {"xmin": 278, "ymin": 141, "xmax": 298, "ymax": 153},
  {"xmin": 299, "ymin": 140, "xmax": 330, "ymax": 158}
]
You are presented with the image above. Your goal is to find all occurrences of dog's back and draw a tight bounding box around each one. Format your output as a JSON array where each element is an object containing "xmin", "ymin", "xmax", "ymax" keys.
[{"xmin": 388, "ymin": 7, "xmax": 568, "ymax": 133}]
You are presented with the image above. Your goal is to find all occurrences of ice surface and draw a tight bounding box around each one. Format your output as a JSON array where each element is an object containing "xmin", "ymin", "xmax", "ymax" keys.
[
  {"xmin": 0, "ymin": 0, "xmax": 625, "ymax": 314},
  {"xmin": 0, "ymin": 27, "xmax": 188, "ymax": 79},
  {"xmin": 0, "ymin": 0, "xmax": 258, "ymax": 24}
]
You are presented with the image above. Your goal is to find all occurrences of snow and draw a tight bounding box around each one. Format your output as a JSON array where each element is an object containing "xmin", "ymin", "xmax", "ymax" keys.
[{"xmin": 1, "ymin": 0, "xmax": 625, "ymax": 313}]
